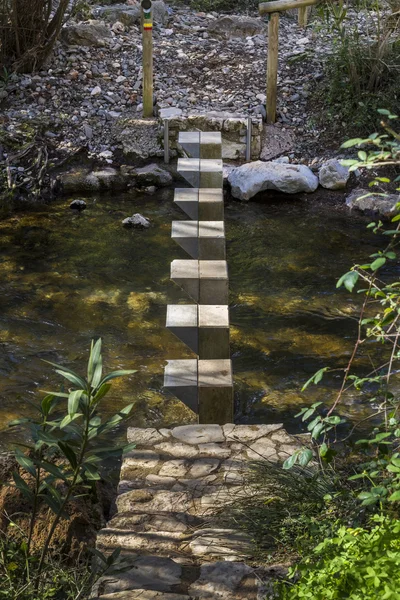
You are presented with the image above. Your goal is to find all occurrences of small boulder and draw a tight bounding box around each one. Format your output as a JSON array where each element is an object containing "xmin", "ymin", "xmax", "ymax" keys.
[
  {"xmin": 208, "ymin": 16, "xmax": 265, "ymax": 39},
  {"xmin": 94, "ymin": 1, "xmax": 168, "ymax": 26},
  {"xmin": 70, "ymin": 200, "xmax": 87, "ymax": 211},
  {"xmin": 346, "ymin": 188, "xmax": 400, "ymax": 217},
  {"xmin": 319, "ymin": 159, "xmax": 350, "ymax": 190},
  {"xmin": 228, "ymin": 161, "xmax": 318, "ymax": 201},
  {"xmin": 134, "ymin": 164, "xmax": 173, "ymax": 187},
  {"xmin": 61, "ymin": 22, "xmax": 111, "ymax": 47},
  {"xmin": 122, "ymin": 214, "xmax": 151, "ymax": 229}
]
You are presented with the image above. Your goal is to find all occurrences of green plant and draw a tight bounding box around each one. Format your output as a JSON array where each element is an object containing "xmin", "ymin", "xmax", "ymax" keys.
[
  {"xmin": 314, "ymin": 1, "xmax": 400, "ymax": 131},
  {"xmin": 1, "ymin": 338, "xmax": 136, "ymax": 598},
  {"xmin": 277, "ymin": 515, "xmax": 400, "ymax": 600}
]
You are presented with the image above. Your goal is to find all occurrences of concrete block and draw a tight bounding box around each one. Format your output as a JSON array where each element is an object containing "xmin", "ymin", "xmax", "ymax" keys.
[
  {"xmin": 198, "ymin": 305, "xmax": 230, "ymax": 359},
  {"xmin": 178, "ymin": 131, "xmax": 200, "ymax": 158},
  {"xmin": 200, "ymin": 132, "xmax": 222, "ymax": 159},
  {"xmin": 164, "ymin": 359, "xmax": 198, "ymax": 414},
  {"xmin": 171, "ymin": 221, "xmax": 225, "ymax": 260},
  {"xmin": 200, "ymin": 159, "xmax": 223, "ymax": 189},
  {"xmin": 174, "ymin": 188, "xmax": 224, "ymax": 221},
  {"xmin": 166, "ymin": 304, "xmax": 198, "ymax": 354},
  {"xmin": 177, "ymin": 158, "xmax": 200, "ymax": 188},
  {"xmin": 199, "ymin": 260, "xmax": 229, "ymax": 305},
  {"xmin": 198, "ymin": 359, "xmax": 233, "ymax": 424},
  {"xmin": 166, "ymin": 305, "xmax": 230, "ymax": 359},
  {"xmin": 170, "ymin": 259, "xmax": 199, "ymax": 302}
]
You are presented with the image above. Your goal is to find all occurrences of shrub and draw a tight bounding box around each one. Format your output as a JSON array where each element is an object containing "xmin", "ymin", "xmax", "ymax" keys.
[
  {"xmin": 0, "ymin": 339, "xmax": 136, "ymax": 598},
  {"xmin": 278, "ymin": 515, "xmax": 400, "ymax": 600},
  {"xmin": 0, "ymin": 0, "xmax": 78, "ymax": 72},
  {"xmin": 317, "ymin": 0, "xmax": 400, "ymax": 131}
]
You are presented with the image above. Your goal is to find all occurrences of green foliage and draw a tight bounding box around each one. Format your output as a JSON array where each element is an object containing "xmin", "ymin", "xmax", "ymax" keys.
[
  {"xmin": 1, "ymin": 338, "xmax": 136, "ymax": 598},
  {"xmin": 314, "ymin": 0, "xmax": 400, "ymax": 132},
  {"xmin": 278, "ymin": 515, "xmax": 400, "ymax": 600}
]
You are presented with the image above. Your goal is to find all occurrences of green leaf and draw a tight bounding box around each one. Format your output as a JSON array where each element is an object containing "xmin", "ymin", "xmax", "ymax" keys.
[
  {"xmin": 93, "ymin": 383, "xmax": 111, "ymax": 403},
  {"xmin": 83, "ymin": 463, "xmax": 101, "ymax": 481},
  {"xmin": 341, "ymin": 137, "xmax": 364, "ymax": 148},
  {"xmin": 87, "ymin": 338, "xmax": 102, "ymax": 385},
  {"xmin": 15, "ymin": 449, "xmax": 36, "ymax": 477},
  {"xmin": 99, "ymin": 370, "xmax": 137, "ymax": 386},
  {"xmin": 8, "ymin": 418, "xmax": 31, "ymax": 427},
  {"xmin": 337, "ymin": 271, "xmax": 359, "ymax": 292},
  {"xmin": 41, "ymin": 394, "xmax": 56, "ymax": 417},
  {"xmin": 311, "ymin": 422, "xmax": 325, "ymax": 439},
  {"xmin": 40, "ymin": 460, "xmax": 68, "ymax": 481},
  {"xmin": 370, "ymin": 257, "xmax": 386, "ymax": 270},
  {"xmin": 319, "ymin": 443, "xmax": 329, "ymax": 458},
  {"xmin": 358, "ymin": 150, "xmax": 367, "ymax": 161},
  {"xmin": 377, "ymin": 108, "xmax": 391, "ymax": 115},
  {"xmin": 43, "ymin": 360, "xmax": 87, "ymax": 389},
  {"xmin": 91, "ymin": 354, "xmax": 103, "ymax": 389},
  {"xmin": 68, "ymin": 389, "xmax": 83, "ymax": 416},
  {"xmin": 301, "ymin": 369, "xmax": 328, "ymax": 392},
  {"xmin": 13, "ymin": 472, "xmax": 34, "ymax": 502},
  {"xmin": 298, "ymin": 448, "xmax": 313, "ymax": 467},
  {"xmin": 60, "ymin": 413, "xmax": 83, "ymax": 429},
  {"xmin": 388, "ymin": 490, "xmax": 400, "ymax": 502},
  {"xmin": 283, "ymin": 452, "xmax": 299, "ymax": 470}
]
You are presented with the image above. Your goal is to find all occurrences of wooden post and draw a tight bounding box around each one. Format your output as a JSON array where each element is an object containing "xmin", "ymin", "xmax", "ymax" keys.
[
  {"xmin": 141, "ymin": 0, "xmax": 153, "ymax": 118},
  {"xmin": 267, "ymin": 12, "xmax": 279, "ymax": 124},
  {"xmin": 298, "ymin": 6, "xmax": 308, "ymax": 27}
]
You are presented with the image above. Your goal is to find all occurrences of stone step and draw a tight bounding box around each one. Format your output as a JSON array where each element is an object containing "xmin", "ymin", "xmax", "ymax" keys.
[
  {"xmin": 174, "ymin": 188, "xmax": 224, "ymax": 221},
  {"xmin": 171, "ymin": 220, "xmax": 226, "ymax": 260},
  {"xmin": 178, "ymin": 131, "xmax": 222, "ymax": 159},
  {"xmin": 164, "ymin": 359, "xmax": 233, "ymax": 423},
  {"xmin": 170, "ymin": 260, "xmax": 228, "ymax": 304},
  {"xmin": 177, "ymin": 158, "xmax": 223, "ymax": 189},
  {"xmin": 166, "ymin": 305, "xmax": 230, "ymax": 359}
]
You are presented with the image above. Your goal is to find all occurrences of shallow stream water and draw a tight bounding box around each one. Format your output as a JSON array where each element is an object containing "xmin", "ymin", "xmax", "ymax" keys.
[{"xmin": 0, "ymin": 188, "xmax": 386, "ymax": 447}]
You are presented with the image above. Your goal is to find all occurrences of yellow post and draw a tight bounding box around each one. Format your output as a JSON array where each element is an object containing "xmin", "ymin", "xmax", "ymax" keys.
[
  {"xmin": 267, "ymin": 12, "xmax": 279, "ymax": 124},
  {"xmin": 298, "ymin": 6, "xmax": 308, "ymax": 27},
  {"xmin": 142, "ymin": 0, "xmax": 153, "ymax": 118}
]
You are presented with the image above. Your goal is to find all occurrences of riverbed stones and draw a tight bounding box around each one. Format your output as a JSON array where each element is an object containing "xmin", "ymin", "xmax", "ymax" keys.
[
  {"xmin": 69, "ymin": 199, "xmax": 86, "ymax": 210},
  {"xmin": 346, "ymin": 188, "xmax": 400, "ymax": 217},
  {"xmin": 94, "ymin": 1, "xmax": 168, "ymax": 26},
  {"xmin": 114, "ymin": 119, "xmax": 163, "ymax": 160},
  {"xmin": 96, "ymin": 425, "xmax": 302, "ymax": 599},
  {"xmin": 228, "ymin": 161, "xmax": 319, "ymax": 200},
  {"xmin": 319, "ymin": 159, "xmax": 350, "ymax": 190}
]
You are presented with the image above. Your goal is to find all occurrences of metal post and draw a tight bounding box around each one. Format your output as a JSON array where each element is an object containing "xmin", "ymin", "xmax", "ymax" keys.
[
  {"xmin": 246, "ymin": 116, "xmax": 252, "ymax": 162},
  {"xmin": 164, "ymin": 119, "xmax": 170, "ymax": 164},
  {"xmin": 141, "ymin": 0, "xmax": 153, "ymax": 118}
]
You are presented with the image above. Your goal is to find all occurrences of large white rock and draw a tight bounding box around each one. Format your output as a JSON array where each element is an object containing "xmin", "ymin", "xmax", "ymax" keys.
[
  {"xmin": 319, "ymin": 159, "xmax": 350, "ymax": 190},
  {"xmin": 228, "ymin": 161, "xmax": 318, "ymax": 200}
]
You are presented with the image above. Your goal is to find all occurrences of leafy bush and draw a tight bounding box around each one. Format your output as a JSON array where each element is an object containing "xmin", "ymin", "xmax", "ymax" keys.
[
  {"xmin": 278, "ymin": 515, "xmax": 400, "ymax": 600},
  {"xmin": 316, "ymin": 0, "xmax": 400, "ymax": 131},
  {"xmin": 0, "ymin": 0, "xmax": 78, "ymax": 72},
  {"xmin": 0, "ymin": 339, "xmax": 136, "ymax": 599}
]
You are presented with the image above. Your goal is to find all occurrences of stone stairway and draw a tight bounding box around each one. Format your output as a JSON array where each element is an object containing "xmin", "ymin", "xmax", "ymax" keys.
[{"xmin": 93, "ymin": 423, "xmax": 300, "ymax": 599}]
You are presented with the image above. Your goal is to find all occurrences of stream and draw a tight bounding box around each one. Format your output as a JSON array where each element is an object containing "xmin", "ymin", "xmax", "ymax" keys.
[{"xmin": 0, "ymin": 188, "xmax": 385, "ymax": 448}]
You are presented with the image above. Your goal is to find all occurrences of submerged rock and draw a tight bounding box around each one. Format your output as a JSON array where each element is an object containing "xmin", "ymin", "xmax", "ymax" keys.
[
  {"xmin": 122, "ymin": 213, "xmax": 151, "ymax": 229},
  {"xmin": 346, "ymin": 188, "xmax": 400, "ymax": 217},
  {"xmin": 228, "ymin": 160, "xmax": 318, "ymax": 201},
  {"xmin": 59, "ymin": 168, "xmax": 128, "ymax": 194},
  {"xmin": 69, "ymin": 199, "xmax": 87, "ymax": 211},
  {"xmin": 319, "ymin": 159, "xmax": 349, "ymax": 190}
]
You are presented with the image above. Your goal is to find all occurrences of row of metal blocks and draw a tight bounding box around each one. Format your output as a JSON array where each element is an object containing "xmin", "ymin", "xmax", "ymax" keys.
[{"xmin": 164, "ymin": 132, "xmax": 233, "ymax": 425}]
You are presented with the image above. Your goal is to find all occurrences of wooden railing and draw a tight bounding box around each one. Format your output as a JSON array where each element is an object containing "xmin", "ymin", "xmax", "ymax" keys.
[{"xmin": 259, "ymin": 0, "xmax": 320, "ymax": 123}]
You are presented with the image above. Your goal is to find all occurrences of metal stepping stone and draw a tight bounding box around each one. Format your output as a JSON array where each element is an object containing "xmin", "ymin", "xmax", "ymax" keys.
[
  {"xmin": 164, "ymin": 359, "xmax": 233, "ymax": 423},
  {"xmin": 174, "ymin": 188, "xmax": 224, "ymax": 221},
  {"xmin": 178, "ymin": 131, "xmax": 222, "ymax": 159},
  {"xmin": 171, "ymin": 220, "xmax": 226, "ymax": 260},
  {"xmin": 170, "ymin": 260, "xmax": 229, "ymax": 304},
  {"xmin": 177, "ymin": 158, "xmax": 223, "ymax": 189},
  {"xmin": 166, "ymin": 304, "xmax": 230, "ymax": 359}
]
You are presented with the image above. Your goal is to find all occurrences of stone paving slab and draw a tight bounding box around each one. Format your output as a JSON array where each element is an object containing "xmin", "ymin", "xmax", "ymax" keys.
[{"xmin": 95, "ymin": 424, "xmax": 301, "ymax": 599}]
